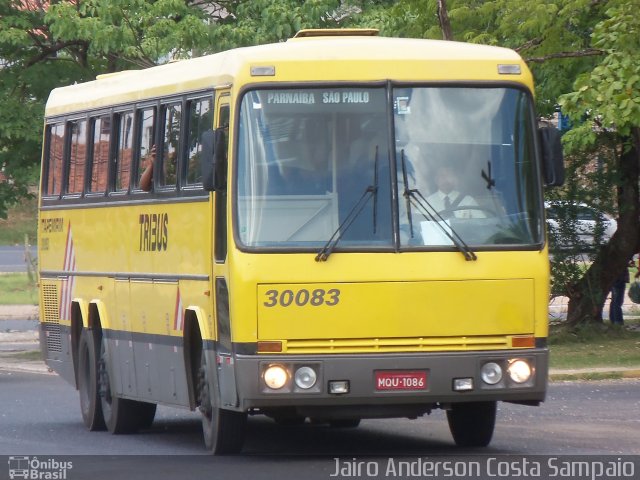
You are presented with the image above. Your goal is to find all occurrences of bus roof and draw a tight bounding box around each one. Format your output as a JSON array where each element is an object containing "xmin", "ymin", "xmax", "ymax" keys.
[{"xmin": 45, "ymin": 32, "xmax": 531, "ymax": 117}]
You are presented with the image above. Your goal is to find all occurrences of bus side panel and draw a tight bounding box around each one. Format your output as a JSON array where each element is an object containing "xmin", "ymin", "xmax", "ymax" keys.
[{"xmin": 39, "ymin": 277, "xmax": 76, "ymax": 386}]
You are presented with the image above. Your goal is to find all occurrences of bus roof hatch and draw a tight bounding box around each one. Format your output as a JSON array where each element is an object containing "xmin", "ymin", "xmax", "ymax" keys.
[{"xmin": 292, "ymin": 28, "xmax": 379, "ymax": 39}]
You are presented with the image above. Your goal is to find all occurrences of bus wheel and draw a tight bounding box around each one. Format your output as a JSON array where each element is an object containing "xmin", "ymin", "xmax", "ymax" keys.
[
  {"xmin": 447, "ymin": 401, "xmax": 496, "ymax": 447},
  {"xmin": 77, "ymin": 329, "xmax": 106, "ymax": 431},
  {"xmin": 198, "ymin": 351, "xmax": 246, "ymax": 454},
  {"xmin": 329, "ymin": 419, "xmax": 361, "ymax": 428},
  {"xmin": 135, "ymin": 402, "xmax": 157, "ymax": 430},
  {"xmin": 98, "ymin": 341, "xmax": 140, "ymax": 434}
]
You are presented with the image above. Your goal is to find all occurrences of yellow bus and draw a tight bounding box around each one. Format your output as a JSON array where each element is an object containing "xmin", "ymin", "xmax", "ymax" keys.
[{"xmin": 38, "ymin": 29, "xmax": 564, "ymax": 453}]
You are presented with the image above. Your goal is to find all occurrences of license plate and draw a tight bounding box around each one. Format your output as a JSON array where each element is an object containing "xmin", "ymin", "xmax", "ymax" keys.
[{"xmin": 375, "ymin": 370, "xmax": 428, "ymax": 391}]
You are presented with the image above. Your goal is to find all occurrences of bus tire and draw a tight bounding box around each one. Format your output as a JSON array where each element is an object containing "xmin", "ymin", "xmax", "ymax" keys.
[
  {"xmin": 99, "ymin": 340, "xmax": 140, "ymax": 434},
  {"xmin": 329, "ymin": 419, "xmax": 361, "ymax": 428},
  {"xmin": 77, "ymin": 329, "xmax": 106, "ymax": 431},
  {"xmin": 135, "ymin": 402, "xmax": 157, "ymax": 430},
  {"xmin": 198, "ymin": 351, "xmax": 246, "ymax": 454},
  {"xmin": 447, "ymin": 401, "xmax": 496, "ymax": 447}
]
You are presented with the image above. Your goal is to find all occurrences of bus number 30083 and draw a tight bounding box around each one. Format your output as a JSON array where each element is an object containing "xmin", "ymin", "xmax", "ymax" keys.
[{"xmin": 263, "ymin": 288, "xmax": 341, "ymax": 308}]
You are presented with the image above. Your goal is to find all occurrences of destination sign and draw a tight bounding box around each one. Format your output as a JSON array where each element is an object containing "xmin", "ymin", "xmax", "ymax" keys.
[{"xmin": 265, "ymin": 90, "xmax": 372, "ymax": 105}]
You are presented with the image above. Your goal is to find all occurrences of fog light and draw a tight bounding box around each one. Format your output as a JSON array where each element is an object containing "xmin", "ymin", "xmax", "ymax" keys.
[
  {"xmin": 294, "ymin": 366, "xmax": 317, "ymax": 389},
  {"xmin": 263, "ymin": 365, "xmax": 288, "ymax": 389},
  {"xmin": 329, "ymin": 380, "xmax": 349, "ymax": 394},
  {"xmin": 453, "ymin": 378, "xmax": 474, "ymax": 391},
  {"xmin": 508, "ymin": 359, "xmax": 532, "ymax": 383},
  {"xmin": 480, "ymin": 362, "xmax": 503, "ymax": 385}
]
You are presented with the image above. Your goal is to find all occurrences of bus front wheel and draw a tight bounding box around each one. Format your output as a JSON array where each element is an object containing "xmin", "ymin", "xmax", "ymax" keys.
[
  {"xmin": 198, "ymin": 351, "xmax": 246, "ymax": 454},
  {"xmin": 447, "ymin": 401, "xmax": 496, "ymax": 447},
  {"xmin": 77, "ymin": 329, "xmax": 106, "ymax": 431}
]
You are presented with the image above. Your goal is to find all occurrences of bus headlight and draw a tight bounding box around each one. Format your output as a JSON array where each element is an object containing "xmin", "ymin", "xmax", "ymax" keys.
[
  {"xmin": 263, "ymin": 365, "xmax": 288, "ymax": 390},
  {"xmin": 508, "ymin": 359, "xmax": 532, "ymax": 384},
  {"xmin": 294, "ymin": 366, "xmax": 317, "ymax": 389},
  {"xmin": 480, "ymin": 362, "xmax": 503, "ymax": 385}
]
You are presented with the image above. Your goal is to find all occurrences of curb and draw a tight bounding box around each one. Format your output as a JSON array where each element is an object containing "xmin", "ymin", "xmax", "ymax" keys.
[
  {"xmin": 549, "ymin": 367, "xmax": 640, "ymax": 381},
  {"xmin": 0, "ymin": 304, "xmax": 39, "ymax": 321},
  {"xmin": 0, "ymin": 359, "xmax": 52, "ymax": 375}
]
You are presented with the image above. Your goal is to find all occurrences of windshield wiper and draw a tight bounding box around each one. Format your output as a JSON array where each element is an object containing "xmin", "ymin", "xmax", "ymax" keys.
[
  {"xmin": 400, "ymin": 150, "xmax": 415, "ymax": 239},
  {"xmin": 400, "ymin": 150, "xmax": 477, "ymax": 261},
  {"xmin": 316, "ymin": 146, "xmax": 379, "ymax": 262}
]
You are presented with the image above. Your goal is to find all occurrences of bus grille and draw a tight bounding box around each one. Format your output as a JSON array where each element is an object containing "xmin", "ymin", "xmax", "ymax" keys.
[
  {"xmin": 43, "ymin": 323, "xmax": 62, "ymax": 353},
  {"xmin": 42, "ymin": 283, "xmax": 60, "ymax": 323},
  {"xmin": 283, "ymin": 336, "xmax": 510, "ymax": 354}
]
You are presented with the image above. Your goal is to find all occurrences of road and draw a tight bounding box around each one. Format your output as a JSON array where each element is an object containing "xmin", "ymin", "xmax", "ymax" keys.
[
  {"xmin": 0, "ymin": 246, "xmax": 36, "ymax": 273},
  {"xmin": 1, "ymin": 371, "xmax": 639, "ymax": 479}
]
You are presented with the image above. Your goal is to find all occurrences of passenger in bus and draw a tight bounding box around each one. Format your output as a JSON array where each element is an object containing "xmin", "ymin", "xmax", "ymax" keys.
[
  {"xmin": 139, "ymin": 145, "xmax": 156, "ymax": 192},
  {"xmin": 425, "ymin": 164, "xmax": 482, "ymax": 219}
]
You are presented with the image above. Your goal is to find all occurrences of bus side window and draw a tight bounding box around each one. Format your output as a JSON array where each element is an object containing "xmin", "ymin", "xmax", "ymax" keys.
[
  {"xmin": 89, "ymin": 115, "xmax": 111, "ymax": 194},
  {"xmin": 135, "ymin": 107, "xmax": 156, "ymax": 191},
  {"xmin": 115, "ymin": 111, "xmax": 134, "ymax": 192},
  {"xmin": 45, "ymin": 123, "xmax": 65, "ymax": 197},
  {"xmin": 185, "ymin": 96, "xmax": 213, "ymax": 186},
  {"xmin": 160, "ymin": 102, "xmax": 182, "ymax": 189},
  {"xmin": 67, "ymin": 119, "xmax": 87, "ymax": 195}
]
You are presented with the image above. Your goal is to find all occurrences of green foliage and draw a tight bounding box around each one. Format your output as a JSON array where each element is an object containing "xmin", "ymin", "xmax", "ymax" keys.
[
  {"xmin": 559, "ymin": 1, "xmax": 640, "ymax": 139},
  {"xmin": 0, "ymin": 273, "xmax": 38, "ymax": 305}
]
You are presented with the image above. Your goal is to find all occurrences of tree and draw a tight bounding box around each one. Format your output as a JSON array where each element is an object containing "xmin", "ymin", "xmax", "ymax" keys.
[{"xmin": 559, "ymin": 1, "xmax": 640, "ymax": 326}]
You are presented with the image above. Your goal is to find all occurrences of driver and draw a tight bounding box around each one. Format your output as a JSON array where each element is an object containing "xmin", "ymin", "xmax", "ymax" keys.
[{"xmin": 426, "ymin": 164, "xmax": 483, "ymax": 218}]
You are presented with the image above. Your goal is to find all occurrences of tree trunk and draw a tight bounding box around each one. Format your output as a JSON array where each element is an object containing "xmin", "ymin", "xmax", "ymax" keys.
[
  {"xmin": 437, "ymin": 0, "xmax": 453, "ymax": 41},
  {"xmin": 566, "ymin": 128, "xmax": 640, "ymax": 326}
]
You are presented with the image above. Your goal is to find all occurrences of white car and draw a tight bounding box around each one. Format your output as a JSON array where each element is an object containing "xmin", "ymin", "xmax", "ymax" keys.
[{"xmin": 545, "ymin": 201, "xmax": 617, "ymax": 251}]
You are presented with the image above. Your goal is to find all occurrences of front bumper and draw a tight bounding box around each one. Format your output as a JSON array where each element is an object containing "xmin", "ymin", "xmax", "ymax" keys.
[{"xmin": 232, "ymin": 348, "xmax": 548, "ymax": 413}]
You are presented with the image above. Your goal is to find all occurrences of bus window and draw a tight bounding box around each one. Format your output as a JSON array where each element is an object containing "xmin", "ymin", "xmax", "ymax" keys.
[
  {"xmin": 236, "ymin": 87, "xmax": 392, "ymax": 248},
  {"xmin": 67, "ymin": 119, "xmax": 87, "ymax": 195},
  {"xmin": 135, "ymin": 107, "xmax": 156, "ymax": 190},
  {"xmin": 394, "ymin": 87, "xmax": 542, "ymax": 248},
  {"xmin": 45, "ymin": 123, "xmax": 65, "ymax": 196},
  {"xmin": 186, "ymin": 97, "xmax": 213, "ymax": 185},
  {"xmin": 89, "ymin": 115, "xmax": 110, "ymax": 194},
  {"xmin": 160, "ymin": 102, "xmax": 181, "ymax": 188},
  {"xmin": 115, "ymin": 111, "xmax": 134, "ymax": 192}
]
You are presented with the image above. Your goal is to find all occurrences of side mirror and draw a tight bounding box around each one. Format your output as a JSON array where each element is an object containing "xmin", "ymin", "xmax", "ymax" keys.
[
  {"xmin": 201, "ymin": 130, "xmax": 215, "ymax": 191},
  {"xmin": 201, "ymin": 129, "xmax": 228, "ymax": 192},
  {"xmin": 539, "ymin": 126, "xmax": 564, "ymax": 187}
]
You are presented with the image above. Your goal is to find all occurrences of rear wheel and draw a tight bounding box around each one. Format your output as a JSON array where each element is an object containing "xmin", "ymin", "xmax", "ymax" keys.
[
  {"xmin": 99, "ymin": 341, "xmax": 142, "ymax": 434},
  {"xmin": 198, "ymin": 350, "xmax": 246, "ymax": 454},
  {"xmin": 447, "ymin": 401, "xmax": 496, "ymax": 447},
  {"xmin": 77, "ymin": 329, "xmax": 105, "ymax": 431},
  {"xmin": 135, "ymin": 402, "xmax": 157, "ymax": 430}
]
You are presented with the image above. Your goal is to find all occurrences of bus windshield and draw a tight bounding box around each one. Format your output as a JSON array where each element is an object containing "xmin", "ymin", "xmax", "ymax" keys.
[{"xmin": 236, "ymin": 86, "xmax": 542, "ymax": 251}]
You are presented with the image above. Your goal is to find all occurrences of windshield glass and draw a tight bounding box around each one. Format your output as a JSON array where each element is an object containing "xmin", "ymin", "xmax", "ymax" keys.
[
  {"xmin": 395, "ymin": 87, "xmax": 542, "ymax": 248},
  {"xmin": 235, "ymin": 86, "xmax": 543, "ymax": 251},
  {"xmin": 237, "ymin": 87, "xmax": 393, "ymax": 249}
]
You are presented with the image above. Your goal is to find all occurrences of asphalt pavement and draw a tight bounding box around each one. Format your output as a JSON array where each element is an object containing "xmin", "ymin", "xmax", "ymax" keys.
[{"xmin": 0, "ymin": 245, "xmax": 37, "ymax": 273}]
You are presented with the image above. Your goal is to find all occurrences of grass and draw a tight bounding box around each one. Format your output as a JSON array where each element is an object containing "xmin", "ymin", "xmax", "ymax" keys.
[
  {"xmin": 0, "ymin": 273, "xmax": 38, "ymax": 305},
  {"xmin": 0, "ymin": 196, "xmax": 38, "ymax": 246},
  {"xmin": 5, "ymin": 350, "xmax": 42, "ymax": 361},
  {"xmin": 549, "ymin": 322, "xmax": 640, "ymax": 370}
]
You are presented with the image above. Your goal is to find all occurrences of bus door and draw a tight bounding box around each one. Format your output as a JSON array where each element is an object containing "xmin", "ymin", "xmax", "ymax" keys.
[
  {"xmin": 113, "ymin": 276, "xmax": 137, "ymax": 398},
  {"xmin": 211, "ymin": 92, "xmax": 238, "ymax": 408}
]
